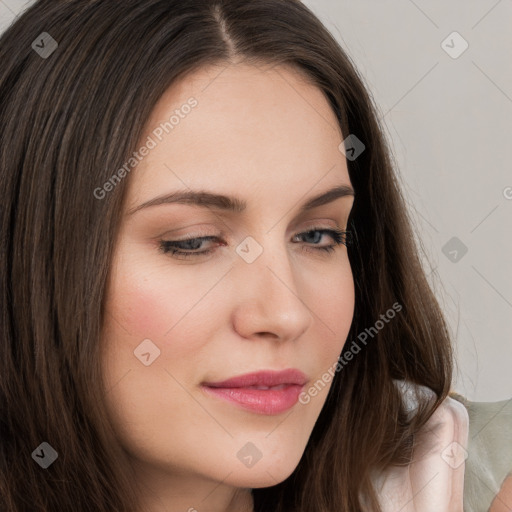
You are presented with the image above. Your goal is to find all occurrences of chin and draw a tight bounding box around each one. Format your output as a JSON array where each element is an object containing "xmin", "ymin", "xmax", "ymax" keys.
[
  {"xmin": 225, "ymin": 469, "xmax": 296, "ymax": 490},
  {"xmin": 220, "ymin": 450, "xmax": 304, "ymax": 489}
]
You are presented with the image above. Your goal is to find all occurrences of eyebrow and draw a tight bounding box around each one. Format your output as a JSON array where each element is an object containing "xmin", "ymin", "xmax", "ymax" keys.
[{"xmin": 126, "ymin": 184, "xmax": 355, "ymax": 216}]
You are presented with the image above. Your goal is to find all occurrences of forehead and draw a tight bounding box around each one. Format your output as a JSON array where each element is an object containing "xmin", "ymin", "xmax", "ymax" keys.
[{"xmin": 125, "ymin": 62, "xmax": 350, "ymax": 209}]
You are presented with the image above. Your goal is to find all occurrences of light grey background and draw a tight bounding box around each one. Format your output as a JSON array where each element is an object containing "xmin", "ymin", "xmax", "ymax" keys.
[{"xmin": 1, "ymin": 0, "xmax": 510, "ymax": 402}]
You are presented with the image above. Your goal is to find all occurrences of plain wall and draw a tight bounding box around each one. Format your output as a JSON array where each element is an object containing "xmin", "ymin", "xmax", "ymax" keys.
[{"xmin": 1, "ymin": 0, "xmax": 511, "ymax": 402}]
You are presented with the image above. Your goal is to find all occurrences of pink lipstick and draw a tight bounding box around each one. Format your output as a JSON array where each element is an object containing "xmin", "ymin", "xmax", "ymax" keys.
[{"xmin": 201, "ymin": 368, "xmax": 308, "ymax": 415}]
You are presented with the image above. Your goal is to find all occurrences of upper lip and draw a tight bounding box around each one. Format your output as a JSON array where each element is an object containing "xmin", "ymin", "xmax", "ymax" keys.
[{"xmin": 202, "ymin": 369, "xmax": 308, "ymax": 388}]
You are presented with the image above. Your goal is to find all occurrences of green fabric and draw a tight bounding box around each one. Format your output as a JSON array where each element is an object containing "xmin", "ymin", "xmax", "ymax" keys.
[{"xmin": 450, "ymin": 392, "xmax": 512, "ymax": 512}]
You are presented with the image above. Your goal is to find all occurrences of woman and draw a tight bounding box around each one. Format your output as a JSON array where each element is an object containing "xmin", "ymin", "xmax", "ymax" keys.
[{"xmin": 0, "ymin": 0, "xmax": 510, "ymax": 511}]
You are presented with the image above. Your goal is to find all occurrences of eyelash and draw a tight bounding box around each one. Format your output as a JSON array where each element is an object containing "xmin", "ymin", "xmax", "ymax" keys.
[{"xmin": 158, "ymin": 227, "xmax": 352, "ymax": 260}]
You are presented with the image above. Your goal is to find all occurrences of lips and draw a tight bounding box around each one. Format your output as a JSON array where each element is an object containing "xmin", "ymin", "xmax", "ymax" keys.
[
  {"xmin": 202, "ymin": 368, "xmax": 308, "ymax": 388},
  {"xmin": 201, "ymin": 369, "xmax": 308, "ymax": 415}
]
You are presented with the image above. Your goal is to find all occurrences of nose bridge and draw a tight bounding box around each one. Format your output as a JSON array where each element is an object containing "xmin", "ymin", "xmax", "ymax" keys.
[
  {"xmin": 232, "ymin": 229, "xmax": 312, "ymax": 337},
  {"xmin": 237, "ymin": 229, "xmax": 296, "ymax": 293}
]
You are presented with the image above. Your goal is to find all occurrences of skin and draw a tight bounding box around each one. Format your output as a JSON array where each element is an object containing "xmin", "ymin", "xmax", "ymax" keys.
[
  {"xmin": 100, "ymin": 61, "xmax": 355, "ymax": 512},
  {"xmin": 490, "ymin": 475, "xmax": 512, "ymax": 511}
]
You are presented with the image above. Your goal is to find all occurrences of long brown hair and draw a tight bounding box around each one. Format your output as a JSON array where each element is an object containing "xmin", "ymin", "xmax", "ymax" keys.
[{"xmin": 0, "ymin": 1, "xmax": 453, "ymax": 510}]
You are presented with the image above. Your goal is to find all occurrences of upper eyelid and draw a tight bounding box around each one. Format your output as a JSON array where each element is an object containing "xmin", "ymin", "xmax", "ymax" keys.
[
  {"xmin": 159, "ymin": 215, "xmax": 349, "ymax": 237},
  {"xmin": 165, "ymin": 225, "xmax": 345, "ymax": 241}
]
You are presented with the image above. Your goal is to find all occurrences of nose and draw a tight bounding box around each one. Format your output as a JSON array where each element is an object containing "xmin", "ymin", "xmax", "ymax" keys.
[{"xmin": 230, "ymin": 236, "xmax": 313, "ymax": 342}]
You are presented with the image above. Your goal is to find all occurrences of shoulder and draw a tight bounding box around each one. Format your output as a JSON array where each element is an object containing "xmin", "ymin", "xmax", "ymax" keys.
[
  {"xmin": 372, "ymin": 391, "xmax": 469, "ymax": 512},
  {"xmin": 428, "ymin": 393, "xmax": 469, "ymax": 428},
  {"xmin": 393, "ymin": 379, "xmax": 470, "ymax": 453},
  {"xmin": 424, "ymin": 394, "xmax": 469, "ymax": 446}
]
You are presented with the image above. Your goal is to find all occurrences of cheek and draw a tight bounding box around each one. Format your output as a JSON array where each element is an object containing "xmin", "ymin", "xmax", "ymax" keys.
[
  {"xmin": 318, "ymin": 267, "xmax": 355, "ymax": 376},
  {"xmin": 102, "ymin": 249, "xmax": 226, "ymax": 368},
  {"xmin": 105, "ymin": 253, "xmax": 197, "ymax": 340},
  {"xmin": 320, "ymin": 265, "xmax": 355, "ymax": 342},
  {"xmin": 112, "ymin": 277, "xmax": 171, "ymax": 337}
]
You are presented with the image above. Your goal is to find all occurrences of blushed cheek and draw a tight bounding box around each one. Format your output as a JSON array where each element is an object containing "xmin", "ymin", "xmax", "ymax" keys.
[
  {"xmin": 104, "ymin": 246, "xmax": 175, "ymax": 338},
  {"xmin": 111, "ymin": 275, "xmax": 178, "ymax": 339}
]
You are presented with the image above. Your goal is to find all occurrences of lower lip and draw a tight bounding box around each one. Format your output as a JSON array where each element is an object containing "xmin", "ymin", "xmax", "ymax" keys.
[{"xmin": 201, "ymin": 384, "xmax": 304, "ymax": 415}]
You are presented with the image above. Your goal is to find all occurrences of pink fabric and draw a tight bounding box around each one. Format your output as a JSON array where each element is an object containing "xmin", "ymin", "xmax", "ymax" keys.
[{"xmin": 370, "ymin": 391, "xmax": 470, "ymax": 511}]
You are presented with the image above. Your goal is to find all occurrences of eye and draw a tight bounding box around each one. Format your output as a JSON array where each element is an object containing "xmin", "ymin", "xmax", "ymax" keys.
[
  {"xmin": 158, "ymin": 234, "xmax": 221, "ymax": 260},
  {"xmin": 158, "ymin": 227, "xmax": 351, "ymax": 260},
  {"xmin": 293, "ymin": 227, "xmax": 350, "ymax": 255}
]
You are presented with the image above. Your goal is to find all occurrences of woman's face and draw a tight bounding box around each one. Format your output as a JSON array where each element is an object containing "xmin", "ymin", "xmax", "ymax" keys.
[{"xmin": 101, "ymin": 62, "xmax": 355, "ymax": 507}]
